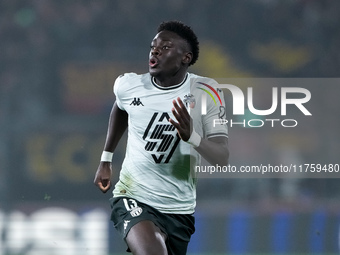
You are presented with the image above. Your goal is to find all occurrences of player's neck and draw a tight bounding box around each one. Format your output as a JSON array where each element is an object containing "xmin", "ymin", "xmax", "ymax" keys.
[{"xmin": 152, "ymin": 72, "xmax": 188, "ymax": 88}]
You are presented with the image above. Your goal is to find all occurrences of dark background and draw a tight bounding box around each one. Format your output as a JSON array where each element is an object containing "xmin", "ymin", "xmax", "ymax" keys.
[{"xmin": 1, "ymin": 0, "xmax": 340, "ymax": 254}]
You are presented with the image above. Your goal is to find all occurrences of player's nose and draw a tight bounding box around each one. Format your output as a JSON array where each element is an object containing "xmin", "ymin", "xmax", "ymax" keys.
[{"xmin": 151, "ymin": 47, "xmax": 160, "ymax": 56}]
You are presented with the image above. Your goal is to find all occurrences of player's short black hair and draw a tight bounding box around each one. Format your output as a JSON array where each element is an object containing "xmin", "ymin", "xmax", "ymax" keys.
[{"xmin": 157, "ymin": 21, "xmax": 199, "ymax": 66}]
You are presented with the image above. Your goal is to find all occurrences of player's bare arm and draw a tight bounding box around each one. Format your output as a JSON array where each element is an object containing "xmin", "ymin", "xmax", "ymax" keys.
[
  {"xmin": 169, "ymin": 97, "xmax": 229, "ymax": 166},
  {"xmin": 94, "ymin": 102, "xmax": 128, "ymax": 193}
]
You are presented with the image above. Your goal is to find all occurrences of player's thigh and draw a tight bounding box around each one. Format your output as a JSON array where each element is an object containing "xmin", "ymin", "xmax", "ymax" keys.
[{"xmin": 126, "ymin": 220, "xmax": 168, "ymax": 255}]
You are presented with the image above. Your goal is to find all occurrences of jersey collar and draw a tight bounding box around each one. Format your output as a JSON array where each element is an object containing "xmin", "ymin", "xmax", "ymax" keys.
[{"xmin": 151, "ymin": 73, "xmax": 188, "ymax": 90}]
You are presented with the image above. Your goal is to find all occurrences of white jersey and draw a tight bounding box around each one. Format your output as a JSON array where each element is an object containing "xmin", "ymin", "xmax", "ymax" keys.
[{"xmin": 112, "ymin": 72, "xmax": 228, "ymax": 214}]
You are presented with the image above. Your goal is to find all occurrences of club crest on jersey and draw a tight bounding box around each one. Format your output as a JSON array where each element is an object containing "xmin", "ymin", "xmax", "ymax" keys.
[{"xmin": 184, "ymin": 94, "xmax": 196, "ymax": 109}]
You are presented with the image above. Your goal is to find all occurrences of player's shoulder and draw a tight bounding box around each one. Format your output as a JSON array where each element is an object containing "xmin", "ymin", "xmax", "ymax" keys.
[
  {"xmin": 114, "ymin": 72, "xmax": 150, "ymax": 94},
  {"xmin": 115, "ymin": 72, "xmax": 149, "ymax": 85},
  {"xmin": 188, "ymin": 73, "xmax": 218, "ymax": 85},
  {"xmin": 188, "ymin": 73, "xmax": 219, "ymax": 90},
  {"xmin": 188, "ymin": 73, "xmax": 225, "ymax": 107}
]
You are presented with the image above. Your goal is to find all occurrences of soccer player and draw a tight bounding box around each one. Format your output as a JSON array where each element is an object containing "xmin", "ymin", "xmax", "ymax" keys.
[{"xmin": 94, "ymin": 21, "xmax": 229, "ymax": 255}]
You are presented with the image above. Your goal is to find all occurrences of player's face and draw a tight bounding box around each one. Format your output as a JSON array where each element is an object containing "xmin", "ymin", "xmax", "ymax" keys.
[{"xmin": 149, "ymin": 31, "xmax": 191, "ymax": 83}]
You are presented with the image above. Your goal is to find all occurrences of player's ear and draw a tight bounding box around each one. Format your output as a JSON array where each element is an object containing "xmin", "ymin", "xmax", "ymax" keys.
[{"xmin": 182, "ymin": 52, "xmax": 193, "ymax": 65}]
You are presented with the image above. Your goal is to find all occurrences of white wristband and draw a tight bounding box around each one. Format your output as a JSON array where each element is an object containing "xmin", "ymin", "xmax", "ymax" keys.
[
  {"xmin": 101, "ymin": 151, "xmax": 113, "ymax": 162},
  {"xmin": 187, "ymin": 129, "xmax": 201, "ymax": 148}
]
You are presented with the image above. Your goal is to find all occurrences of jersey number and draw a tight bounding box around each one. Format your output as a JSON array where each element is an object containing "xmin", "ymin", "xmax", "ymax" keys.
[
  {"xmin": 143, "ymin": 112, "xmax": 180, "ymax": 164},
  {"xmin": 123, "ymin": 198, "xmax": 138, "ymax": 211}
]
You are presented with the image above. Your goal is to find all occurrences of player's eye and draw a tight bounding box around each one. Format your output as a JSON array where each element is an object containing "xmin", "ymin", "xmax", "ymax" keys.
[
  {"xmin": 150, "ymin": 45, "xmax": 155, "ymax": 50},
  {"xmin": 162, "ymin": 46, "xmax": 170, "ymax": 50}
]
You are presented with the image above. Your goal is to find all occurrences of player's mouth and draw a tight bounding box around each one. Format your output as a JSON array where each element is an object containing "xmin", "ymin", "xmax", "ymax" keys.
[{"xmin": 149, "ymin": 57, "xmax": 159, "ymax": 68}]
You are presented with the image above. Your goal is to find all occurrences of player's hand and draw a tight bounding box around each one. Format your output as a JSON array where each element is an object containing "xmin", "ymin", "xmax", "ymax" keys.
[
  {"xmin": 94, "ymin": 162, "xmax": 112, "ymax": 193},
  {"xmin": 169, "ymin": 97, "xmax": 192, "ymax": 141}
]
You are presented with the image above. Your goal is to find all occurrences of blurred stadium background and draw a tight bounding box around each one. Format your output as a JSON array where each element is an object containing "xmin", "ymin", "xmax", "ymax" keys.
[{"xmin": 1, "ymin": 0, "xmax": 340, "ymax": 254}]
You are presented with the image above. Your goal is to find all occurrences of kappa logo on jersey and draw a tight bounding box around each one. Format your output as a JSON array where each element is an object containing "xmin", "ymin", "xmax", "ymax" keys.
[
  {"xmin": 130, "ymin": 97, "xmax": 144, "ymax": 106},
  {"xmin": 143, "ymin": 112, "xmax": 180, "ymax": 164},
  {"xmin": 124, "ymin": 220, "xmax": 130, "ymax": 233}
]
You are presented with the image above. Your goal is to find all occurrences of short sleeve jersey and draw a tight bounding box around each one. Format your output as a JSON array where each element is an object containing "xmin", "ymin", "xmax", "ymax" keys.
[{"xmin": 112, "ymin": 72, "xmax": 228, "ymax": 214}]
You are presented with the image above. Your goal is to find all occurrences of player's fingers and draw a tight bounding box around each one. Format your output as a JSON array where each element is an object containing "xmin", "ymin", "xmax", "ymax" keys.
[
  {"xmin": 173, "ymin": 99, "xmax": 184, "ymax": 114},
  {"xmin": 172, "ymin": 101, "xmax": 189, "ymax": 125},
  {"xmin": 176, "ymin": 97, "xmax": 190, "ymax": 118},
  {"xmin": 169, "ymin": 118, "xmax": 187, "ymax": 140},
  {"xmin": 97, "ymin": 181, "xmax": 111, "ymax": 193},
  {"xmin": 172, "ymin": 99, "xmax": 181, "ymax": 113},
  {"xmin": 169, "ymin": 117, "xmax": 180, "ymax": 130},
  {"xmin": 172, "ymin": 107, "xmax": 189, "ymax": 131},
  {"xmin": 171, "ymin": 106, "xmax": 182, "ymax": 122},
  {"xmin": 176, "ymin": 97, "xmax": 186, "ymax": 111}
]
